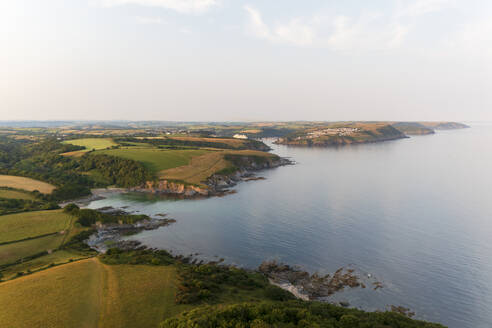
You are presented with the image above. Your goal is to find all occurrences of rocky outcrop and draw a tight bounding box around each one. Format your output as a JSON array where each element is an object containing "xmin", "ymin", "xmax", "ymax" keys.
[
  {"xmin": 259, "ymin": 261, "xmax": 363, "ymax": 300},
  {"xmin": 132, "ymin": 180, "xmax": 210, "ymax": 197},
  {"xmin": 207, "ymin": 156, "xmax": 292, "ymax": 192}
]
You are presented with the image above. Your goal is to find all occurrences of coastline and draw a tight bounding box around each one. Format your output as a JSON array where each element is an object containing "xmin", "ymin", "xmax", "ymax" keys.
[{"xmin": 274, "ymin": 134, "xmax": 409, "ymax": 147}]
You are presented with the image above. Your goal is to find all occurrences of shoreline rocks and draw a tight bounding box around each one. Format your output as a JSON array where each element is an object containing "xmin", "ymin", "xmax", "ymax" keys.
[
  {"xmin": 259, "ymin": 261, "xmax": 363, "ymax": 301},
  {"xmin": 86, "ymin": 215, "xmax": 176, "ymax": 253}
]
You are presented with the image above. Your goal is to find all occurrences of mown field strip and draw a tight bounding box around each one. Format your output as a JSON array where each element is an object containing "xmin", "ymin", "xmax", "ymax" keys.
[
  {"xmin": 0, "ymin": 175, "xmax": 55, "ymax": 194},
  {"xmin": 0, "ymin": 189, "xmax": 36, "ymax": 200}
]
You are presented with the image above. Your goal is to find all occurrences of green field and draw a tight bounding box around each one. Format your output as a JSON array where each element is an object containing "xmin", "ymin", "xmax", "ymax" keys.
[
  {"xmin": 0, "ymin": 189, "xmax": 36, "ymax": 200},
  {"xmin": 96, "ymin": 148, "xmax": 209, "ymax": 174},
  {"xmin": 0, "ymin": 210, "xmax": 73, "ymax": 244},
  {"xmin": 63, "ymin": 138, "xmax": 118, "ymax": 151}
]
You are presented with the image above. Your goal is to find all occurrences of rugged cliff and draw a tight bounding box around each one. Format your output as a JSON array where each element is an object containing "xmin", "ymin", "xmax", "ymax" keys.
[{"xmin": 207, "ymin": 154, "xmax": 291, "ymax": 192}]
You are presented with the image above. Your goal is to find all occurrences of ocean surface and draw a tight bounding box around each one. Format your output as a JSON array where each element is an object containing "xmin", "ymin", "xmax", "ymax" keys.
[{"xmin": 88, "ymin": 123, "xmax": 492, "ymax": 328}]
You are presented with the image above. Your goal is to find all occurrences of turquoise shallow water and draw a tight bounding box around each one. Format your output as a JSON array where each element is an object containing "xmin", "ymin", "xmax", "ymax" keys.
[{"xmin": 88, "ymin": 124, "xmax": 492, "ymax": 328}]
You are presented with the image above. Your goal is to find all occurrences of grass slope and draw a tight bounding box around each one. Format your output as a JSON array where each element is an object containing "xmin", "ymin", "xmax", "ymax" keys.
[
  {"xmin": 0, "ymin": 209, "xmax": 73, "ymax": 244},
  {"xmin": 96, "ymin": 148, "xmax": 209, "ymax": 174},
  {"xmin": 0, "ymin": 175, "xmax": 55, "ymax": 194},
  {"xmin": 160, "ymin": 150, "xmax": 276, "ymax": 186}
]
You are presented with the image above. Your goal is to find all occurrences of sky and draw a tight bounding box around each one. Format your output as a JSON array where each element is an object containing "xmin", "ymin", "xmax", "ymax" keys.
[{"xmin": 1, "ymin": 0, "xmax": 491, "ymax": 122}]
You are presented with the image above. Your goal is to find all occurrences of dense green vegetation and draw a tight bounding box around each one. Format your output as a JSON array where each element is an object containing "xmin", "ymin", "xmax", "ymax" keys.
[
  {"xmin": 0, "ymin": 197, "xmax": 58, "ymax": 215},
  {"xmin": 0, "ymin": 137, "xmax": 93, "ymax": 200},
  {"xmin": 224, "ymin": 153, "xmax": 279, "ymax": 167},
  {"xmin": 175, "ymin": 263, "xmax": 294, "ymax": 304},
  {"xmin": 64, "ymin": 204, "xmax": 150, "ymax": 227},
  {"xmin": 161, "ymin": 301, "xmax": 445, "ymax": 328},
  {"xmin": 79, "ymin": 154, "xmax": 153, "ymax": 187},
  {"xmin": 100, "ymin": 247, "xmax": 175, "ymax": 265}
]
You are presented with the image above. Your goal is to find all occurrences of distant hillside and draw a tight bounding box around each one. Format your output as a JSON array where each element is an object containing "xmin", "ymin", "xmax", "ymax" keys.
[
  {"xmin": 419, "ymin": 122, "xmax": 469, "ymax": 130},
  {"xmin": 391, "ymin": 122, "xmax": 435, "ymax": 135}
]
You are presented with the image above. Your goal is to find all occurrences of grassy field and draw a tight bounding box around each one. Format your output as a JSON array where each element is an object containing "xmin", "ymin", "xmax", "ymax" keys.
[
  {"xmin": 168, "ymin": 136, "xmax": 248, "ymax": 148},
  {"xmin": 60, "ymin": 150, "xmax": 88, "ymax": 157},
  {"xmin": 96, "ymin": 148, "xmax": 209, "ymax": 174},
  {"xmin": 0, "ymin": 234, "xmax": 67, "ymax": 265},
  {"xmin": 62, "ymin": 138, "xmax": 118, "ymax": 151},
  {"xmin": 0, "ymin": 258, "xmax": 103, "ymax": 328},
  {"xmin": 99, "ymin": 264, "xmax": 191, "ymax": 328},
  {"xmin": 0, "ymin": 258, "xmax": 190, "ymax": 328},
  {"xmin": 160, "ymin": 150, "xmax": 275, "ymax": 186},
  {"xmin": 0, "ymin": 210, "xmax": 73, "ymax": 244},
  {"xmin": 0, "ymin": 175, "xmax": 55, "ymax": 194},
  {"xmin": 0, "ymin": 188, "xmax": 36, "ymax": 200}
]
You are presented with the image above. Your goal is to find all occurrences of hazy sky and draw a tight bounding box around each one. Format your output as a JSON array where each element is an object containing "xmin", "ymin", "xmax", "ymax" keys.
[{"xmin": 1, "ymin": 0, "xmax": 491, "ymax": 121}]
